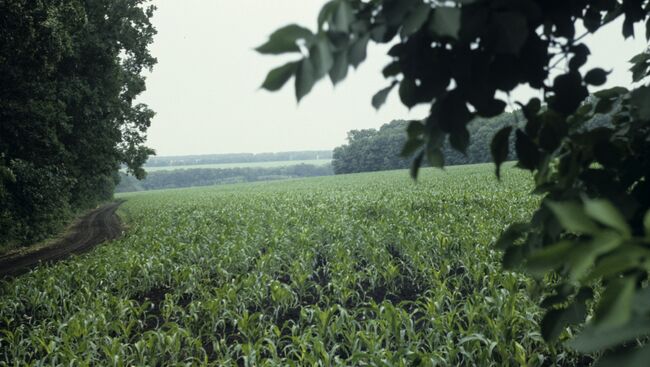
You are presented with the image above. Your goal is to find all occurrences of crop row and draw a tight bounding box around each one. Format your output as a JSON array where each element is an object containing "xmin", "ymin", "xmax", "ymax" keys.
[{"xmin": 0, "ymin": 165, "xmax": 586, "ymax": 366}]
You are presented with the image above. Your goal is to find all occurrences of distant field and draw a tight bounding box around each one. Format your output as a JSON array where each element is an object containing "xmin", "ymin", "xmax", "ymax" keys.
[
  {"xmin": 1, "ymin": 163, "xmax": 582, "ymax": 365},
  {"xmin": 143, "ymin": 158, "xmax": 332, "ymax": 172}
]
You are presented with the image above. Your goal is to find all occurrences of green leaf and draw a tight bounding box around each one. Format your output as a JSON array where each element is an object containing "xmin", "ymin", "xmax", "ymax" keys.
[
  {"xmin": 401, "ymin": 137, "xmax": 425, "ymax": 157},
  {"xmin": 515, "ymin": 130, "xmax": 540, "ymax": 171},
  {"xmin": 401, "ymin": 3, "xmax": 431, "ymax": 38},
  {"xmin": 587, "ymin": 246, "xmax": 645, "ymax": 282},
  {"xmin": 406, "ymin": 120, "xmax": 425, "ymax": 138},
  {"xmin": 632, "ymin": 286, "xmax": 650, "ymax": 314},
  {"xmin": 594, "ymin": 97, "xmax": 615, "ymax": 114},
  {"xmin": 576, "ymin": 286, "xmax": 595, "ymax": 302},
  {"xmin": 590, "ymin": 230, "xmax": 624, "ymax": 255},
  {"xmin": 370, "ymin": 24, "xmax": 388, "ymax": 42},
  {"xmin": 256, "ymin": 24, "xmax": 314, "ymax": 55},
  {"xmin": 631, "ymin": 86, "xmax": 650, "ymax": 121},
  {"xmin": 329, "ymin": 51, "xmax": 348, "ymax": 85},
  {"xmin": 348, "ymin": 35, "xmax": 369, "ymax": 68},
  {"xmin": 521, "ymin": 98, "xmax": 541, "ymax": 120},
  {"xmin": 644, "ymin": 210, "xmax": 650, "ymax": 238},
  {"xmin": 429, "ymin": 7, "xmax": 461, "ymax": 39},
  {"xmin": 550, "ymin": 71, "xmax": 589, "ymax": 115},
  {"xmin": 630, "ymin": 61, "xmax": 649, "ymax": 82},
  {"xmin": 583, "ymin": 8, "xmax": 602, "ymax": 33},
  {"xmin": 382, "ymin": 61, "xmax": 401, "ymax": 78},
  {"xmin": 425, "ymin": 121, "xmax": 445, "ymax": 148},
  {"xmin": 491, "ymin": 126, "xmax": 512, "ymax": 179},
  {"xmin": 318, "ymin": 1, "xmax": 336, "ymax": 30},
  {"xmin": 371, "ymin": 83, "xmax": 396, "ymax": 110},
  {"xmin": 541, "ymin": 300, "xmax": 587, "ymax": 342},
  {"xmin": 426, "ymin": 143, "xmax": 444, "ymax": 168},
  {"xmin": 583, "ymin": 198, "xmax": 631, "ymax": 237},
  {"xmin": 538, "ymin": 121, "xmax": 562, "ymax": 152},
  {"xmin": 495, "ymin": 222, "xmax": 529, "ymax": 250},
  {"xmin": 630, "ymin": 52, "xmax": 650, "ymax": 64},
  {"xmin": 476, "ymin": 98, "xmax": 506, "ymax": 118},
  {"xmin": 261, "ymin": 61, "xmax": 298, "ymax": 91},
  {"xmin": 594, "ymin": 276, "xmax": 635, "ymax": 329},
  {"xmin": 399, "ymin": 78, "xmax": 418, "ymax": 108},
  {"xmin": 449, "ymin": 128, "xmax": 470, "ymax": 154},
  {"xmin": 546, "ymin": 201, "xmax": 599, "ymax": 235},
  {"xmin": 310, "ymin": 38, "xmax": 334, "ymax": 78},
  {"xmin": 569, "ymin": 318, "xmax": 650, "ymax": 353},
  {"xmin": 327, "ymin": 32, "xmax": 350, "ymax": 51},
  {"xmin": 568, "ymin": 248, "xmax": 597, "ymax": 282},
  {"xmin": 595, "ymin": 344, "xmax": 650, "ymax": 367},
  {"xmin": 568, "ymin": 231, "xmax": 623, "ymax": 281},
  {"xmin": 584, "ymin": 68, "xmax": 609, "ymax": 86},
  {"xmin": 569, "ymin": 44, "xmax": 590, "ymax": 71},
  {"xmin": 492, "ymin": 12, "xmax": 529, "ymax": 55},
  {"xmin": 434, "ymin": 92, "xmax": 473, "ymax": 132},
  {"xmin": 502, "ymin": 245, "xmax": 524, "ymax": 269},
  {"xmin": 540, "ymin": 283, "xmax": 575, "ymax": 308},
  {"xmin": 383, "ymin": 0, "xmax": 420, "ymax": 27},
  {"xmin": 594, "ymin": 86, "xmax": 629, "ymax": 99},
  {"xmin": 295, "ymin": 58, "xmax": 316, "ymax": 102},
  {"xmin": 331, "ymin": 0, "xmax": 354, "ymax": 33},
  {"xmin": 525, "ymin": 240, "xmax": 573, "ymax": 275},
  {"xmin": 541, "ymin": 293, "xmax": 570, "ymax": 309},
  {"xmin": 410, "ymin": 151, "xmax": 424, "ymax": 179}
]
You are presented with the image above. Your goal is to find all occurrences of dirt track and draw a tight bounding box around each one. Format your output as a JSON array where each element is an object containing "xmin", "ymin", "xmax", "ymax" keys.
[{"xmin": 0, "ymin": 201, "xmax": 124, "ymax": 278}]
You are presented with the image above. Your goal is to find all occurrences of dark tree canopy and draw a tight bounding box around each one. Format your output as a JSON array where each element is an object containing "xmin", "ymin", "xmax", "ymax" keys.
[
  {"xmin": 333, "ymin": 114, "xmax": 518, "ymax": 174},
  {"xmin": 333, "ymin": 121, "xmax": 412, "ymax": 174},
  {"xmin": 259, "ymin": 0, "xmax": 650, "ymax": 361},
  {"xmin": 0, "ymin": 0, "xmax": 156, "ymax": 247}
]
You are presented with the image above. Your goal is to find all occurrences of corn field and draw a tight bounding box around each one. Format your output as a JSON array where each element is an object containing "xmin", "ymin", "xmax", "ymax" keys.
[{"xmin": 0, "ymin": 164, "xmax": 587, "ymax": 366}]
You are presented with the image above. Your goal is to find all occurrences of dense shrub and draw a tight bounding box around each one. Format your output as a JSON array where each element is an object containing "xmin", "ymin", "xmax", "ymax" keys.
[
  {"xmin": 5, "ymin": 160, "xmax": 73, "ymax": 245},
  {"xmin": 333, "ymin": 114, "xmax": 517, "ymax": 174}
]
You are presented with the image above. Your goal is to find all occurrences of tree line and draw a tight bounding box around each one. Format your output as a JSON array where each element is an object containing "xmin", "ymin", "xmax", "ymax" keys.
[
  {"xmin": 116, "ymin": 164, "xmax": 334, "ymax": 192},
  {"xmin": 145, "ymin": 150, "xmax": 333, "ymax": 167},
  {"xmin": 0, "ymin": 0, "xmax": 156, "ymax": 247},
  {"xmin": 332, "ymin": 113, "xmax": 519, "ymax": 174}
]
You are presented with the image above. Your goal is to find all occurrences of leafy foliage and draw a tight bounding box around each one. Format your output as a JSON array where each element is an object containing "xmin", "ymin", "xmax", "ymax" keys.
[
  {"xmin": 0, "ymin": 0, "xmax": 157, "ymax": 247},
  {"xmin": 332, "ymin": 116, "xmax": 517, "ymax": 174},
  {"xmin": 260, "ymin": 0, "xmax": 650, "ymax": 361}
]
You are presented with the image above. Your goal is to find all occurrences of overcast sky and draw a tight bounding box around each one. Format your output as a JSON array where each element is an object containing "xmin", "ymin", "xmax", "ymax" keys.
[{"xmin": 140, "ymin": 1, "xmax": 648, "ymax": 156}]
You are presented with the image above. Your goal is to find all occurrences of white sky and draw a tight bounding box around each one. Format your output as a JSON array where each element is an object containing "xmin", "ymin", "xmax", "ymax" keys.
[{"xmin": 140, "ymin": 1, "xmax": 648, "ymax": 156}]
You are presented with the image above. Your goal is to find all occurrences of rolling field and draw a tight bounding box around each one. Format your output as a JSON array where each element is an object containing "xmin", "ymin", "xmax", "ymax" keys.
[
  {"xmin": 0, "ymin": 164, "xmax": 584, "ymax": 365},
  {"xmin": 142, "ymin": 159, "xmax": 332, "ymax": 172}
]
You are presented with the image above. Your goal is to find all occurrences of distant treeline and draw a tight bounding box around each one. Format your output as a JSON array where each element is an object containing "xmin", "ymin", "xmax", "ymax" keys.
[
  {"xmin": 145, "ymin": 151, "xmax": 333, "ymax": 167},
  {"xmin": 332, "ymin": 106, "xmax": 616, "ymax": 175},
  {"xmin": 117, "ymin": 164, "xmax": 334, "ymax": 192},
  {"xmin": 333, "ymin": 113, "xmax": 519, "ymax": 174}
]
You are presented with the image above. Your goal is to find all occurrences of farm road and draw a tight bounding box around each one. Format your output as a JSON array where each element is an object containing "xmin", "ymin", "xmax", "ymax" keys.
[{"xmin": 0, "ymin": 201, "xmax": 124, "ymax": 277}]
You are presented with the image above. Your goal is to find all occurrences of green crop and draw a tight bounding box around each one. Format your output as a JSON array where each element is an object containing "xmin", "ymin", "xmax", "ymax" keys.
[{"xmin": 0, "ymin": 164, "xmax": 586, "ymax": 365}]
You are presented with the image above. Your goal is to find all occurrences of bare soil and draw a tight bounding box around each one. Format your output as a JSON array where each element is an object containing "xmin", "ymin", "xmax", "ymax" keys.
[{"xmin": 0, "ymin": 201, "xmax": 124, "ymax": 278}]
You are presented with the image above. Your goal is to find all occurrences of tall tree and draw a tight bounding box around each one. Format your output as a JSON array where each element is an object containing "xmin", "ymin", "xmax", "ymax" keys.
[{"xmin": 0, "ymin": 0, "xmax": 156, "ymax": 246}]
